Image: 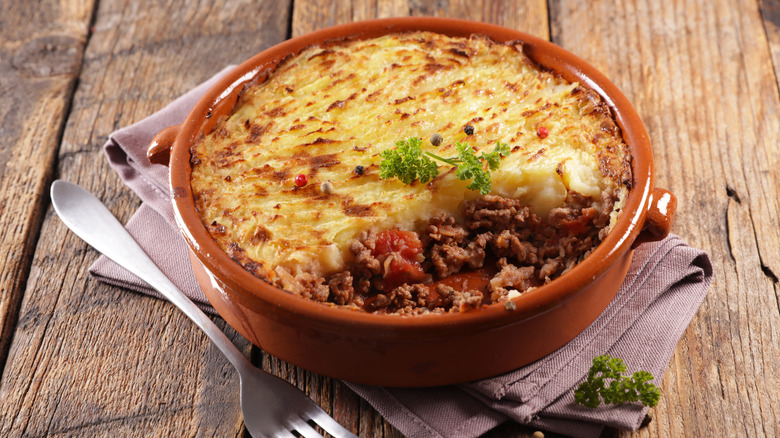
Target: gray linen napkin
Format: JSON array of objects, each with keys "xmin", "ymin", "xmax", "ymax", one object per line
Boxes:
[
  {"xmin": 90, "ymin": 67, "xmax": 234, "ymax": 313},
  {"xmin": 89, "ymin": 69, "xmax": 713, "ymax": 438},
  {"xmin": 347, "ymin": 235, "xmax": 712, "ymax": 437}
]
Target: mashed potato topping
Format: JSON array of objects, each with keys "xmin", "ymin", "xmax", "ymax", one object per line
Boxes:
[{"xmin": 190, "ymin": 32, "xmax": 632, "ymax": 301}]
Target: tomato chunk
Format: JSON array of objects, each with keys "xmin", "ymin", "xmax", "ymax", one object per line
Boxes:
[
  {"xmin": 560, "ymin": 208, "xmax": 598, "ymax": 235},
  {"xmin": 371, "ymin": 229, "xmax": 426, "ymax": 291}
]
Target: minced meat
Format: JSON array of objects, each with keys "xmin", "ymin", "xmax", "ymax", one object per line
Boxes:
[{"xmin": 274, "ymin": 191, "xmax": 617, "ymax": 315}]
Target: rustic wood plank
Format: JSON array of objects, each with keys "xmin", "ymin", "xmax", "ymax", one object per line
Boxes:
[
  {"xmin": 291, "ymin": 0, "xmax": 408, "ymax": 36},
  {"xmin": 291, "ymin": 0, "xmax": 549, "ymax": 40},
  {"xmin": 759, "ymin": 0, "xmax": 780, "ymax": 90},
  {"xmin": 4, "ymin": 0, "xmax": 775, "ymax": 437},
  {"xmin": 286, "ymin": 2, "xmax": 551, "ymax": 437},
  {"xmin": 409, "ymin": 0, "xmax": 549, "ymax": 40},
  {"xmin": 550, "ymin": 0, "xmax": 779, "ymax": 437},
  {"xmin": 0, "ymin": 0, "xmax": 290, "ymax": 436},
  {"xmin": 0, "ymin": 0, "xmax": 93, "ymax": 375}
]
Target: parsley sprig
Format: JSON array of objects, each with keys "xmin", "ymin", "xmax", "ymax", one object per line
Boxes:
[
  {"xmin": 379, "ymin": 137, "xmax": 510, "ymax": 195},
  {"xmin": 574, "ymin": 355, "xmax": 661, "ymax": 409},
  {"xmin": 378, "ymin": 137, "xmax": 439, "ymax": 185}
]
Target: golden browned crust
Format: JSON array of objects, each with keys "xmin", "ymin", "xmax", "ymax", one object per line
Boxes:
[{"xmin": 190, "ymin": 31, "xmax": 632, "ymax": 286}]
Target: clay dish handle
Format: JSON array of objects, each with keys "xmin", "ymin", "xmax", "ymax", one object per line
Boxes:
[
  {"xmin": 633, "ymin": 187, "xmax": 677, "ymax": 248},
  {"xmin": 147, "ymin": 124, "xmax": 182, "ymax": 166}
]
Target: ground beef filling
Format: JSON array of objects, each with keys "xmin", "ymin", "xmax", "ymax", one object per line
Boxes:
[{"xmin": 273, "ymin": 192, "xmax": 616, "ymax": 315}]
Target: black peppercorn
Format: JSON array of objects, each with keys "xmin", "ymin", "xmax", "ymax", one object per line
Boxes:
[
  {"xmin": 464, "ymin": 125, "xmax": 475, "ymax": 135},
  {"xmin": 354, "ymin": 165, "xmax": 365, "ymax": 175},
  {"xmin": 430, "ymin": 133, "xmax": 443, "ymax": 146}
]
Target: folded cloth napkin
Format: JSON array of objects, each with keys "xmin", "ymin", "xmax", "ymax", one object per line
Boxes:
[{"xmin": 89, "ymin": 69, "xmax": 713, "ymax": 438}]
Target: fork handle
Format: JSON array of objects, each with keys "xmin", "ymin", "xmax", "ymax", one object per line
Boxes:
[{"xmin": 50, "ymin": 180, "xmax": 251, "ymax": 371}]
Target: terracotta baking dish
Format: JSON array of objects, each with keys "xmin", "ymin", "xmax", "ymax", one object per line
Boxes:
[{"xmin": 147, "ymin": 17, "xmax": 675, "ymax": 387}]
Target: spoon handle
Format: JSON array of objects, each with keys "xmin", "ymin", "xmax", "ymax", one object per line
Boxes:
[{"xmin": 50, "ymin": 180, "xmax": 250, "ymax": 370}]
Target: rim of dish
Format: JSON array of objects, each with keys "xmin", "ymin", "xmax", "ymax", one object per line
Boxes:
[{"xmin": 168, "ymin": 17, "xmax": 654, "ymax": 332}]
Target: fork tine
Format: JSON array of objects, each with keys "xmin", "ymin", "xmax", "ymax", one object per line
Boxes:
[
  {"xmin": 290, "ymin": 417, "xmax": 324, "ymax": 438},
  {"xmin": 306, "ymin": 409, "xmax": 359, "ymax": 438},
  {"xmin": 273, "ymin": 430, "xmax": 297, "ymax": 438}
]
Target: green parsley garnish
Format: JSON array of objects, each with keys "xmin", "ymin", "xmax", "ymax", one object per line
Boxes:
[
  {"xmin": 379, "ymin": 137, "xmax": 510, "ymax": 195},
  {"xmin": 574, "ymin": 355, "xmax": 661, "ymax": 409},
  {"xmin": 378, "ymin": 137, "xmax": 439, "ymax": 185}
]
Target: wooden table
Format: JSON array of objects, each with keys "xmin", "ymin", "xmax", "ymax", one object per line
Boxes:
[{"xmin": 1, "ymin": 0, "xmax": 778, "ymax": 436}]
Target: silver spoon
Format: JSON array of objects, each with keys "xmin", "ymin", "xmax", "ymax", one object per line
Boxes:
[{"xmin": 51, "ymin": 180, "xmax": 357, "ymax": 438}]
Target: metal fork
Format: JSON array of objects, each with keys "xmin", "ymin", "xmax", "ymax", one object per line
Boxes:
[{"xmin": 51, "ymin": 180, "xmax": 357, "ymax": 438}]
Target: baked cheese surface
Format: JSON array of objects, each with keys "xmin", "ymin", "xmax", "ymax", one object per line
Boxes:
[{"xmin": 190, "ymin": 32, "xmax": 632, "ymax": 279}]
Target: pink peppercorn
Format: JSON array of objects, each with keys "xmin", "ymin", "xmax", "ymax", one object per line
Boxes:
[
  {"xmin": 294, "ymin": 174, "xmax": 308, "ymax": 187},
  {"xmin": 537, "ymin": 126, "xmax": 549, "ymax": 139}
]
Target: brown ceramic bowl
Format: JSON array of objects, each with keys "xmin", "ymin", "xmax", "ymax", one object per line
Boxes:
[{"xmin": 148, "ymin": 17, "xmax": 675, "ymax": 387}]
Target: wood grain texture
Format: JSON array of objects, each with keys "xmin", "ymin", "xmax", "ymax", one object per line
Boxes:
[
  {"xmin": 0, "ymin": 0, "xmax": 777, "ymax": 437},
  {"xmin": 408, "ymin": 0, "xmax": 549, "ymax": 40},
  {"xmin": 0, "ymin": 0, "xmax": 93, "ymax": 376},
  {"xmin": 291, "ymin": 0, "xmax": 548, "ymax": 40},
  {"xmin": 759, "ymin": 0, "xmax": 780, "ymax": 90},
  {"xmin": 550, "ymin": 0, "xmax": 779, "ymax": 436},
  {"xmin": 288, "ymin": 1, "xmax": 551, "ymax": 437},
  {"xmin": 0, "ymin": 0, "xmax": 290, "ymax": 436}
]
